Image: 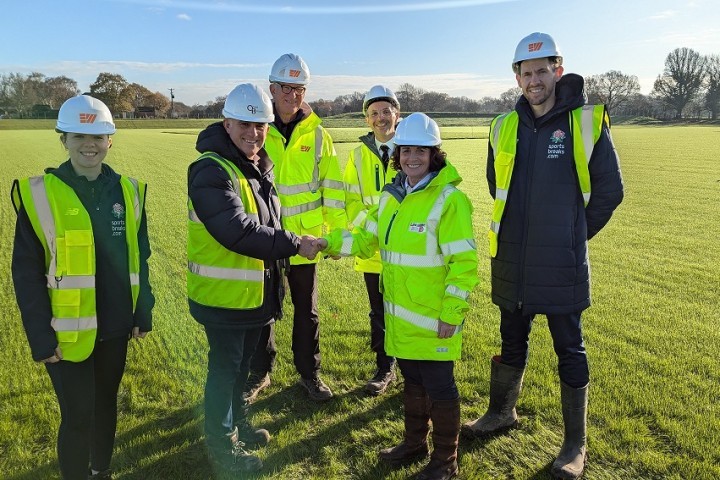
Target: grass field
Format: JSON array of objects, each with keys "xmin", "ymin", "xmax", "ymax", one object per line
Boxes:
[{"xmin": 0, "ymin": 123, "xmax": 718, "ymax": 479}]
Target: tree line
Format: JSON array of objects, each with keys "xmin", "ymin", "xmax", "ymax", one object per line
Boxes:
[{"xmin": 1, "ymin": 48, "xmax": 719, "ymax": 120}]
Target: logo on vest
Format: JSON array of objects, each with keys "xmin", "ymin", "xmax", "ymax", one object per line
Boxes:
[
  {"xmin": 547, "ymin": 129, "xmax": 566, "ymax": 159},
  {"xmin": 65, "ymin": 207, "xmax": 80, "ymax": 215},
  {"xmin": 436, "ymin": 347, "xmax": 449, "ymax": 353},
  {"xmin": 111, "ymin": 203, "xmax": 125, "ymax": 237},
  {"xmin": 409, "ymin": 223, "xmax": 426, "ymax": 233},
  {"xmin": 300, "ymin": 145, "xmax": 311, "ymax": 152}
]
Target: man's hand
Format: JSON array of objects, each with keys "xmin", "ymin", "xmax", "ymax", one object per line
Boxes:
[
  {"xmin": 40, "ymin": 347, "xmax": 63, "ymax": 364},
  {"xmin": 437, "ymin": 320, "xmax": 456, "ymax": 339},
  {"xmin": 298, "ymin": 235, "xmax": 321, "ymax": 260},
  {"xmin": 132, "ymin": 327, "xmax": 148, "ymax": 339}
]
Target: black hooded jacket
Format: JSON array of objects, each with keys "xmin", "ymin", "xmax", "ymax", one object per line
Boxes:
[
  {"xmin": 12, "ymin": 161, "xmax": 154, "ymax": 361},
  {"xmin": 486, "ymin": 74, "xmax": 624, "ymax": 315},
  {"xmin": 188, "ymin": 122, "xmax": 300, "ymax": 328}
]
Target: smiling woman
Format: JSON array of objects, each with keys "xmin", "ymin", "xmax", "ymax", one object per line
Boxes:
[{"xmin": 10, "ymin": 94, "xmax": 155, "ymax": 479}]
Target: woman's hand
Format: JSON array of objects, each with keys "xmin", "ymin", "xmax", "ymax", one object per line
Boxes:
[
  {"xmin": 40, "ymin": 347, "xmax": 63, "ymax": 364},
  {"xmin": 437, "ymin": 320, "xmax": 456, "ymax": 339}
]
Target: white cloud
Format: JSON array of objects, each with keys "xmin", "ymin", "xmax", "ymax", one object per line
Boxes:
[
  {"xmin": 177, "ymin": 13, "xmax": 191, "ymax": 20},
  {"xmin": 647, "ymin": 10, "xmax": 678, "ymax": 20}
]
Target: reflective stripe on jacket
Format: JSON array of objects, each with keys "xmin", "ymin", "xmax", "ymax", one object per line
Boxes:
[
  {"xmin": 343, "ymin": 138, "xmax": 395, "ymax": 273},
  {"xmin": 14, "ymin": 174, "xmax": 144, "ymax": 362},
  {"xmin": 265, "ymin": 110, "xmax": 347, "ymax": 265},
  {"xmin": 326, "ymin": 162, "xmax": 478, "ymax": 361},
  {"xmin": 187, "ymin": 152, "xmax": 265, "ymax": 309},
  {"xmin": 488, "ymin": 104, "xmax": 607, "ymax": 257}
]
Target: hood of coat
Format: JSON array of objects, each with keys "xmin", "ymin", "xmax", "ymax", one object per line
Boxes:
[
  {"xmin": 385, "ymin": 159, "xmax": 462, "ymax": 202},
  {"xmin": 515, "ymin": 73, "xmax": 586, "ymax": 125},
  {"xmin": 47, "ymin": 159, "xmax": 121, "ymax": 189}
]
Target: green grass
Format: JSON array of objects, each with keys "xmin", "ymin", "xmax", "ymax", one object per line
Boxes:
[{"xmin": 0, "ymin": 125, "xmax": 719, "ymax": 479}]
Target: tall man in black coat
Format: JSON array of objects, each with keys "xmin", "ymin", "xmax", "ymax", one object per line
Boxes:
[{"xmin": 462, "ymin": 32, "xmax": 623, "ymax": 480}]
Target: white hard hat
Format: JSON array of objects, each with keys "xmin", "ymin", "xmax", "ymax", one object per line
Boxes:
[
  {"xmin": 269, "ymin": 53, "xmax": 310, "ymax": 85},
  {"xmin": 363, "ymin": 85, "xmax": 400, "ymax": 115},
  {"xmin": 393, "ymin": 113, "xmax": 441, "ymax": 147},
  {"xmin": 56, "ymin": 95, "xmax": 115, "ymax": 135},
  {"xmin": 512, "ymin": 32, "xmax": 563, "ymax": 73},
  {"xmin": 223, "ymin": 83, "xmax": 274, "ymax": 123}
]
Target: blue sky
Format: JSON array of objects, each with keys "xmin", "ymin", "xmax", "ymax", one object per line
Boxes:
[{"xmin": 4, "ymin": 0, "xmax": 719, "ymax": 106}]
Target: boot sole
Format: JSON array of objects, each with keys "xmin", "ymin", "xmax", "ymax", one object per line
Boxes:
[{"xmin": 460, "ymin": 420, "xmax": 519, "ymax": 440}]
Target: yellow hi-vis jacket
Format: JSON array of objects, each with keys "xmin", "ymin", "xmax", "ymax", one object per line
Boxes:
[
  {"xmin": 264, "ymin": 110, "xmax": 347, "ymax": 265},
  {"xmin": 343, "ymin": 138, "xmax": 395, "ymax": 274},
  {"xmin": 488, "ymin": 104, "xmax": 608, "ymax": 257},
  {"xmin": 187, "ymin": 152, "xmax": 265, "ymax": 309},
  {"xmin": 13, "ymin": 174, "xmax": 144, "ymax": 362},
  {"xmin": 325, "ymin": 162, "xmax": 478, "ymax": 361}
]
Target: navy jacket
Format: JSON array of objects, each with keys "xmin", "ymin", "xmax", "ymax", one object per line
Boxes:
[
  {"xmin": 486, "ymin": 74, "xmax": 624, "ymax": 315},
  {"xmin": 188, "ymin": 122, "xmax": 300, "ymax": 329}
]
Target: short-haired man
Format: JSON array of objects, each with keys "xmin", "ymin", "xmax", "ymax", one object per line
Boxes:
[
  {"xmin": 188, "ymin": 83, "xmax": 319, "ymax": 473},
  {"xmin": 462, "ymin": 33, "xmax": 623, "ymax": 480},
  {"xmin": 344, "ymin": 85, "xmax": 401, "ymax": 395},
  {"xmin": 245, "ymin": 54, "xmax": 347, "ymax": 402}
]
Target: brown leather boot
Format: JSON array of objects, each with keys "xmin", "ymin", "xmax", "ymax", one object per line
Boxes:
[
  {"xmin": 379, "ymin": 383, "xmax": 430, "ymax": 465},
  {"xmin": 462, "ymin": 356, "xmax": 524, "ymax": 439},
  {"xmin": 417, "ymin": 397, "xmax": 460, "ymax": 480},
  {"xmin": 551, "ymin": 382, "xmax": 588, "ymax": 479}
]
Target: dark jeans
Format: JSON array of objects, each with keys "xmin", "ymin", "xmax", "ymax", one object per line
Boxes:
[
  {"xmin": 251, "ymin": 263, "xmax": 320, "ymax": 379},
  {"xmin": 204, "ymin": 326, "xmax": 263, "ymax": 440},
  {"xmin": 499, "ymin": 307, "xmax": 589, "ymax": 388},
  {"xmin": 363, "ymin": 272, "xmax": 394, "ymax": 372},
  {"xmin": 397, "ymin": 359, "xmax": 458, "ymax": 401},
  {"xmin": 45, "ymin": 336, "xmax": 129, "ymax": 480}
]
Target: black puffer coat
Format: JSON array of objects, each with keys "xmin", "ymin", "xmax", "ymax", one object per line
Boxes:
[
  {"xmin": 188, "ymin": 122, "xmax": 300, "ymax": 328},
  {"xmin": 486, "ymin": 74, "xmax": 624, "ymax": 315}
]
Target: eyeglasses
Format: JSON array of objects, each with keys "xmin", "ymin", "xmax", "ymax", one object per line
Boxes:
[
  {"xmin": 275, "ymin": 83, "xmax": 306, "ymax": 95},
  {"xmin": 368, "ymin": 108, "xmax": 395, "ymax": 119}
]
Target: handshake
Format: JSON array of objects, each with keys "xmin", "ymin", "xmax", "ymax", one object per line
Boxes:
[{"xmin": 297, "ymin": 235, "xmax": 329, "ymax": 260}]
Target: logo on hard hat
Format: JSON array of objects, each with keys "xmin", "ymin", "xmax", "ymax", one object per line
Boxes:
[
  {"xmin": 79, "ymin": 113, "xmax": 97, "ymax": 123},
  {"xmin": 528, "ymin": 42, "xmax": 543, "ymax": 52},
  {"xmin": 247, "ymin": 105, "xmax": 258, "ymax": 114},
  {"xmin": 289, "ymin": 70, "xmax": 301, "ymax": 77}
]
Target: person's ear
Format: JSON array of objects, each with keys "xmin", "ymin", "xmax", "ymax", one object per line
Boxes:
[
  {"xmin": 108, "ymin": 137, "xmax": 113, "ymax": 149},
  {"xmin": 555, "ymin": 65, "xmax": 564, "ymax": 79}
]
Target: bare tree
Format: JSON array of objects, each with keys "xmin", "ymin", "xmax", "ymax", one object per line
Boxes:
[
  {"xmin": 704, "ymin": 54, "xmax": 720, "ymax": 120},
  {"xmin": 585, "ymin": 70, "xmax": 640, "ymax": 113},
  {"xmin": 652, "ymin": 47, "xmax": 706, "ymax": 119},
  {"xmin": 420, "ymin": 91, "xmax": 449, "ymax": 111},
  {"xmin": 396, "ymin": 83, "xmax": 424, "ymax": 112},
  {"xmin": 499, "ymin": 87, "xmax": 522, "ymax": 111}
]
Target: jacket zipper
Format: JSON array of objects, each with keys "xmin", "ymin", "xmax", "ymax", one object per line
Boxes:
[
  {"xmin": 518, "ymin": 126, "xmax": 538, "ymax": 310},
  {"xmin": 385, "ymin": 211, "xmax": 398, "ymax": 245},
  {"xmin": 375, "ymin": 164, "xmax": 381, "ymax": 191}
]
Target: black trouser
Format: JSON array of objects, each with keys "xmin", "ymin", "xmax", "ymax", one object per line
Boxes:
[
  {"xmin": 251, "ymin": 264, "xmax": 320, "ymax": 379},
  {"xmin": 363, "ymin": 272, "xmax": 394, "ymax": 372},
  {"xmin": 203, "ymin": 326, "xmax": 263, "ymax": 442},
  {"xmin": 499, "ymin": 307, "xmax": 589, "ymax": 388},
  {"xmin": 397, "ymin": 359, "xmax": 458, "ymax": 401},
  {"xmin": 45, "ymin": 336, "xmax": 129, "ymax": 480}
]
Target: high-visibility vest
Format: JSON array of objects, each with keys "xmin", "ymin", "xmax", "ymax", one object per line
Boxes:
[
  {"xmin": 264, "ymin": 112, "xmax": 346, "ymax": 265},
  {"xmin": 13, "ymin": 174, "xmax": 145, "ymax": 362},
  {"xmin": 488, "ymin": 104, "xmax": 608, "ymax": 257},
  {"xmin": 343, "ymin": 142, "xmax": 394, "ymax": 274},
  {"xmin": 329, "ymin": 163, "xmax": 478, "ymax": 361},
  {"xmin": 187, "ymin": 152, "xmax": 265, "ymax": 309}
]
